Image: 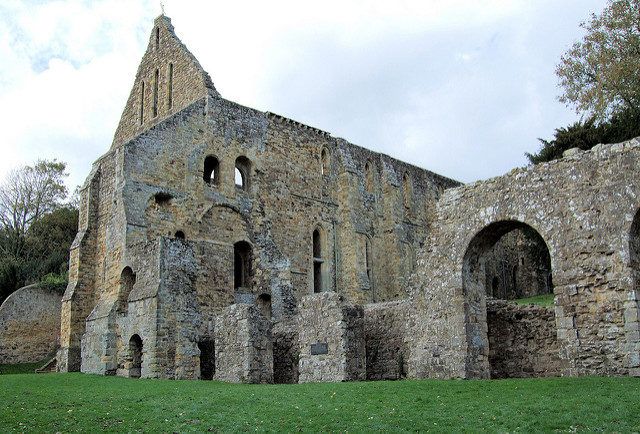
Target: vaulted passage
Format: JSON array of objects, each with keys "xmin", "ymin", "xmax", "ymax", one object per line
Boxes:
[{"xmin": 462, "ymin": 221, "xmax": 558, "ymax": 379}]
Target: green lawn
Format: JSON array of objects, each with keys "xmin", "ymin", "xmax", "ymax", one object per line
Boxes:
[
  {"xmin": 0, "ymin": 374, "xmax": 638, "ymax": 432},
  {"xmin": 0, "ymin": 358, "xmax": 51, "ymax": 375},
  {"xmin": 514, "ymin": 293, "xmax": 555, "ymax": 306}
]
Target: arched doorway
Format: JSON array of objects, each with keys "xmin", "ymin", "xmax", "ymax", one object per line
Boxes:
[
  {"xmin": 462, "ymin": 221, "xmax": 554, "ymax": 379},
  {"xmin": 128, "ymin": 334, "xmax": 143, "ymax": 378}
]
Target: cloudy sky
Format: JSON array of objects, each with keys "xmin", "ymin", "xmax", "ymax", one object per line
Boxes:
[{"xmin": 0, "ymin": 0, "xmax": 606, "ymax": 190}]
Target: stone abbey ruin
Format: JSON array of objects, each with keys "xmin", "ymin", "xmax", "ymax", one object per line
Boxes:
[{"xmin": 54, "ymin": 15, "xmax": 640, "ymax": 382}]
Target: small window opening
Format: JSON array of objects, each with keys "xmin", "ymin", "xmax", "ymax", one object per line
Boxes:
[
  {"xmin": 313, "ymin": 228, "xmax": 324, "ymax": 293},
  {"xmin": 203, "ymin": 156, "xmax": 219, "ymax": 185},
  {"xmin": 365, "ymin": 161, "xmax": 374, "ymax": 193},
  {"xmin": 175, "ymin": 231, "xmax": 185, "ymax": 240},
  {"xmin": 365, "ymin": 237, "xmax": 373, "ymax": 287},
  {"xmin": 234, "ymin": 241, "xmax": 252, "ymax": 290},
  {"xmin": 257, "ymin": 294, "xmax": 272, "ymax": 320},
  {"xmin": 154, "ymin": 191, "xmax": 172, "ymax": 204},
  {"xmin": 153, "ymin": 68, "xmax": 159, "ymax": 118},
  {"xmin": 321, "ymin": 148, "xmax": 330, "ymax": 175},
  {"xmin": 129, "ymin": 334, "xmax": 143, "ymax": 378},
  {"xmin": 235, "ymin": 156, "xmax": 251, "ymax": 191},
  {"xmin": 155, "ymin": 27, "xmax": 160, "ymax": 49},
  {"xmin": 139, "ymin": 81, "xmax": 145, "ymax": 125},
  {"xmin": 167, "ymin": 63, "xmax": 173, "ymax": 109}
]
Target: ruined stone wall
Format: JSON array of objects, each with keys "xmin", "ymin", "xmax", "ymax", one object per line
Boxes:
[
  {"xmin": 487, "ymin": 299, "xmax": 562, "ymax": 378},
  {"xmin": 364, "ymin": 300, "xmax": 409, "ymax": 380},
  {"xmin": 407, "ymin": 140, "xmax": 640, "ymax": 379},
  {"xmin": 0, "ymin": 285, "xmax": 61, "ymax": 364},
  {"xmin": 297, "ymin": 292, "xmax": 365, "ymax": 382},
  {"xmin": 214, "ymin": 303, "xmax": 273, "ymax": 383}
]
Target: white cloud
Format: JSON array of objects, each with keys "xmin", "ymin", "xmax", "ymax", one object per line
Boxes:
[{"xmin": 0, "ymin": 0, "xmax": 608, "ymax": 189}]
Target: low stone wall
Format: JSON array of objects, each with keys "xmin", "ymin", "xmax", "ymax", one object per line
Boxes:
[
  {"xmin": 364, "ymin": 300, "xmax": 408, "ymax": 380},
  {"xmin": 298, "ymin": 292, "xmax": 365, "ymax": 383},
  {"xmin": 487, "ymin": 299, "xmax": 562, "ymax": 378},
  {"xmin": 214, "ymin": 303, "xmax": 273, "ymax": 383},
  {"xmin": 0, "ymin": 285, "xmax": 62, "ymax": 364},
  {"xmin": 273, "ymin": 320, "xmax": 298, "ymax": 384}
]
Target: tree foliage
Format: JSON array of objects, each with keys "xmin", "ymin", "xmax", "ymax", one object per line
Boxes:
[
  {"xmin": 0, "ymin": 160, "xmax": 68, "ymax": 257},
  {"xmin": 0, "ymin": 160, "xmax": 77, "ymax": 304},
  {"xmin": 527, "ymin": 106, "xmax": 640, "ymax": 164},
  {"xmin": 557, "ymin": 0, "xmax": 640, "ymax": 120}
]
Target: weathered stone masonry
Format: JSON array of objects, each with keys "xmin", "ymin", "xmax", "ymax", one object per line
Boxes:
[{"xmin": 57, "ymin": 14, "xmax": 640, "ymax": 382}]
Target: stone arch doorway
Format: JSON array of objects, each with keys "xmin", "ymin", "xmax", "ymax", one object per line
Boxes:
[
  {"xmin": 462, "ymin": 220, "xmax": 555, "ymax": 379},
  {"xmin": 128, "ymin": 334, "xmax": 143, "ymax": 378}
]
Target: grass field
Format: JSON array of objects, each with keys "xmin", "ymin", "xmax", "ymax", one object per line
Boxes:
[
  {"xmin": 514, "ymin": 293, "xmax": 555, "ymax": 306},
  {"xmin": 0, "ymin": 358, "xmax": 50, "ymax": 375},
  {"xmin": 0, "ymin": 374, "xmax": 638, "ymax": 432}
]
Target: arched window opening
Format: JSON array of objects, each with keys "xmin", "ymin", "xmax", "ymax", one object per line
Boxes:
[
  {"xmin": 234, "ymin": 241, "xmax": 252, "ymax": 290},
  {"xmin": 118, "ymin": 267, "xmax": 136, "ymax": 313},
  {"xmin": 321, "ymin": 148, "xmax": 330, "ymax": 176},
  {"xmin": 152, "ymin": 68, "xmax": 159, "ymax": 118},
  {"xmin": 257, "ymin": 293, "xmax": 272, "ymax": 320},
  {"xmin": 198, "ymin": 340, "xmax": 215, "ymax": 380},
  {"xmin": 128, "ymin": 334, "xmax": 143, "ymax": 378},
  {"xmin": 402, "ymin": 173, "xmax": 411, "ymax": 213},
  {"xmin": 365, "ymin": 236, "xmax": 373, "ymax": 289},
  {"xmin": 313, "ymin": 228, "xmax": 324, "ymax": 293},
  {"xmin": 155, "ymin": 27, "xmax": 160, "ymax": 49},
  {"xmin": 175, "ymin": 230, "xmax": 185, "ymax": 240},
  {"xmin": 365, "ymin": 161, "xmax": 375, "ymax": 193},
  {"xmin": 139, "ymin": 81, "xmax": 145, "ymax": 125},
  {"xmin": 167, "ymin": 63, "xmax": 173, "ymax": 109},
  {"xmin": 203, "ymin": 156, "xmax": 219, "ymax": 185},
  {"xmin": 235, "ymin": 156, "xmax": 251, "ymax": 191},
  {"xmin": 463, "ymin": 221, "xmax": 554, "ymax": 379}
]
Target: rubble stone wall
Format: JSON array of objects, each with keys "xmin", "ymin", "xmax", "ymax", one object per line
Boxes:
[
  {"xmin": 364, "ymin": 300, "xmax": 409, "ymax": 380},
  {"xmin": 215, "ymin": 303, "xmax": 273, "ymax": 383},
  {"xmin": 298, "ymin": 292, "xmax": 365, "ymax": 382},
  {"xmin": 487, "ymin": 299, "xmax": 562, "ymax": 378},
  {"xmin": 0, "ymin": 285, "xmax": 61, "ymax": 364},
  {"xmin": 407, "ymin": 140, "xmax": 640, "ymax": 379}
]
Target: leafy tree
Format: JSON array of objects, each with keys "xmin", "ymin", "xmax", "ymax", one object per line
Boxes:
[
  {"xmin": 557, "ymin": 0, "xmax": 640, "ymax": 120},
  {"xmin": 527, "ymin": 106, "xmax": 640, "ymax": 164},
  {"xmin": 0, "ymin": 160, "xmax": 76, "ymax": 304},
  {"xmin": 0, "ymin": 159, "xmax": 68, "ymax": 257}
]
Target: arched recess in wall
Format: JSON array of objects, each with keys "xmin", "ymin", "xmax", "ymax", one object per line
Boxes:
[
  {"xmin": 365, "ymin": 235, "xmax": 374, "ymax": 295},
  {"xmin": 128, "ymin": 334, "xmax": 143, "ymax": 378},
  {"xmin": 117, "ymin": 267, "xmax": 136, "ymax": 314},
  {"xmin": 462, "ymin": 220, "xmax": 553, "ymax": 379},
  {"xmin": 312, "ymin": 226, "xmax": 326, "ymax": 293},
  {"xmin": 321, "ymin": 147, "xmax": 330, "ymax": 176},
  {"xmin": 235, "ymin": 156, "xmax": 251, "ymax": 191},
  {"xmin": 365, "ymin": 161, "xmax": 375, "ymax": 193},
  {"xmin": 234, "ymin": 241, "xmax": 252, "ymax": 291},
  {"xmin": 203, "ymin": 155, "xmax": 219, "ymax": 185}
]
